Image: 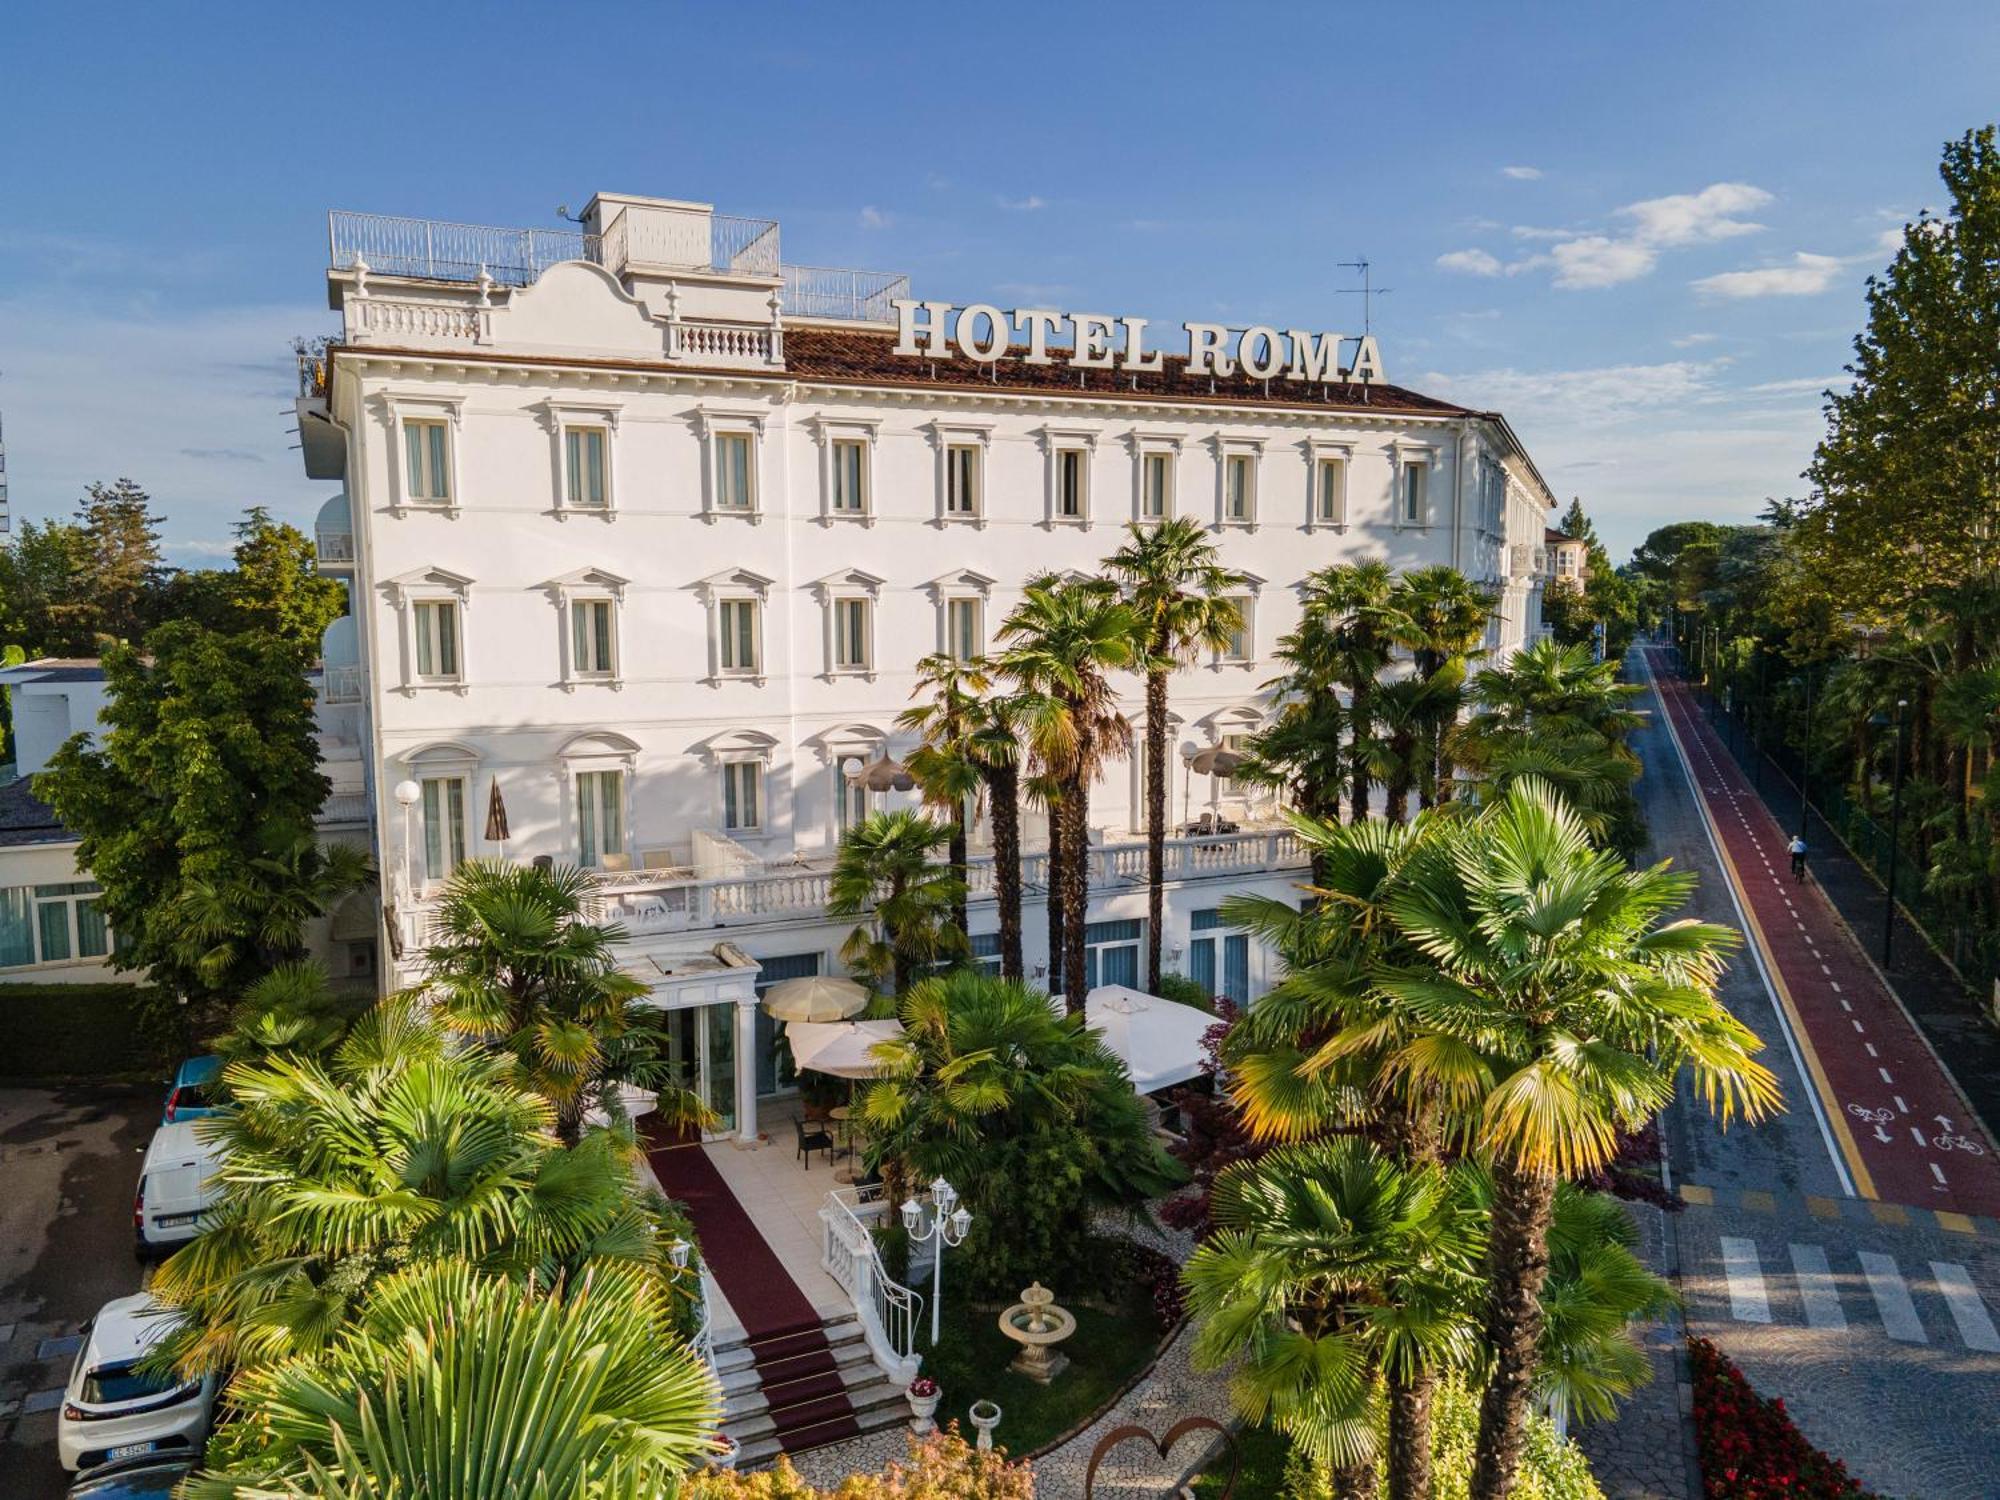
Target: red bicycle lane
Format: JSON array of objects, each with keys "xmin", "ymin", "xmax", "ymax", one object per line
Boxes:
[{"xmin": 1646, "ymin": 649, "xmax": 2000, "ymax": 1218}]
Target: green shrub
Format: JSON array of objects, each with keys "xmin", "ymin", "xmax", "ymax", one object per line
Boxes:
[
  {"xmin": 0, "ymin": 980, "xmax": 173, "ymax": 1079},
  {"xmin": 1153, "ymin": 971, "xmax": 1216, "ymax": 1012},
  {"xmin": 685, "ymin": 1428, "xmax": 1032, "ymax": 1497}
]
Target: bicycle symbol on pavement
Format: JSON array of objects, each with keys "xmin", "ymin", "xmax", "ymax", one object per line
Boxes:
[
  {"xmin": 1934, "ymin": 1133, "xmax": 1987, "ymax": 1156},
  {"xmin": 1846, "ymin": 1103, "xmax": 1895, "ymax": 1127}
]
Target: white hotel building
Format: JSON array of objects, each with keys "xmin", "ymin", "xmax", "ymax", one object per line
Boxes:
[{"xmin": 297, "ymin": 191, "xmax": 1558, "ymax": 1142}]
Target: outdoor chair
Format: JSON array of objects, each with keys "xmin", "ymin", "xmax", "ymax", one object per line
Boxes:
[{"xmin": 794, "ymin": 1115, "xmax": 835, "ymax": 1169}]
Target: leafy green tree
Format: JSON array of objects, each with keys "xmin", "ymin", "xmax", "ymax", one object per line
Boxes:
[
  {"xmin": 1106, "ymin": 518, "xmax": 1247, "ymax": 988},
  {"xmin": 828, "ymin": 809, "xmax": 967, "ymax": 996},
  {"xmin": 152, "ymin": 1001, "xmax": 699, "ymax": 1382},
  {"xmin": 996, "ymin": 576, "xmax": 1138, "ymax": 1010},
  {"xmin": 1554, "ymin": 499, "xmax": 1598, "ymax": 551},
  {"xmin": 0, "ymin": 518, "xmax": 93, "ymax": 656},
  {"xmin": 861, "ymin": 969, "xmax": 1184, "ymax": 1296},
  {"xmin": 75, "ymin": 478, "xmax": 166, "ymax": 645},
  {"xmin": 406, "ymin": 860, "xmax": 683, "ymax": 1145},
  {"xmin": 211, "ymin": 958, "xmax": 362, "ymax": 1062},
  {"xmin": 184, "ymin": 1259, "xmax": 719, "ymax": 1498}
]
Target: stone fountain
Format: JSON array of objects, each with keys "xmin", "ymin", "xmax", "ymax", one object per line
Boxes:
[{"xmin": 997, "ymin": 1281, "xmax": 1077, "ymax": 1384}]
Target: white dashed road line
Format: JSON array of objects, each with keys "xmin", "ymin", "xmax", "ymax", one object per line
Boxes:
[
  {"xmin": 1788, "ymin": 1243, "xmax": 1848, "ymax": 1330},
  {"xmin": 1930, "ymin": 1262, "xmax": 2000, "ymax": 1352},
  {"xmin": 1860, "ymin": 1251, "xmax": 1928, "ymax": 1343}
]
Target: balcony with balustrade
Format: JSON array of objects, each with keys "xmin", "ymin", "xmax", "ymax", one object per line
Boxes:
[{"xmin": 391, "ymin": 818, "xmax": 1308, "ymax": 956}]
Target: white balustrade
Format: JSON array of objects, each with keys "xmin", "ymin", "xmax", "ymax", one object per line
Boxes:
[
  {"xmin": 315, "ymin": 529, "xmax": 354, "ymax": 564},
  {"xmin": 350, "ymin": 297, "xmax": 491, "ymax": 345},
  {"xmin": 820, "ymin": 1187, "xmax": 922, "ymax": 1387},
  {"xmin": 669, "ymin": 321, "xmax": 779, "ymax": 366}
]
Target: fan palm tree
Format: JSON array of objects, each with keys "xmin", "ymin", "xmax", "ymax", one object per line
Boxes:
[
  {"xmin": 404, "ymin": 859, "xmax": 658, "ymax": 1144},
  {"xmin": 1388, "ymin": 566, "xmax": 1495, "ymax": 805},
  {"xmin": 828, "ymin": 809, "xmax": 967, "ymax": 996},
  {"xmin": 861, "ymin": 968, "xmax": 1183, "ymax": 1295},
  {"xmin": 166, "ymin": 829, "xmax": 373, "ymax": 995},
  {"xmin": 184, "ymin": 1259, "xmax": 719, "ymax": 1498},
  {"xmin": 1183, "ymin": 1139, "xmax": 1485, "ymax": 1500},
  {"xmin": 150, "ymin": 1001, "xmax": 694, "ymax": 1381},
  {"xmin": 1106, "ymin": 519, "xmax": 1248, "ymax": 988},
  {"xmin": 996, "ymin": 576, "xmax": 1138, "ymax": 1010},
  {"xmin": 1375, "ymin": 781, "xmax": 1779, "ymax": 1498},
  {"xmin": 972, "ymin": 688, "xmax": 1028, "ymax": 980},
  {"xmin": 212, "ymin": 958, "xmax": 360, "ymax": 1061},
  {"xmin": 1301, "ymin": 561, "xmax": 1398, "ymax": 825}
]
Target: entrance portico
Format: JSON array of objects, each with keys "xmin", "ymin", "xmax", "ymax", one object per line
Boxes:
[{"xmin": 624, "ymin": 938, "xmax": 763, "ymax": 1144}]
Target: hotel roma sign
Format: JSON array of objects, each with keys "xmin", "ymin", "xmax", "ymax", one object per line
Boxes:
[{"xmin": 892, "ymin": 299, "xmax": 1386, "ymax": 386}]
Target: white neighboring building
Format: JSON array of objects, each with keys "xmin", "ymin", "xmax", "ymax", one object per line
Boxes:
[{"xmin": 297, "ymin": 192, "xmax": 1557, "ymax": 1140}]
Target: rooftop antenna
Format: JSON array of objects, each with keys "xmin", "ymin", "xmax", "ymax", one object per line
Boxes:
[
  {"xmin": 1334, "ymin": 260, "xmax": 1391, "ymax": 401},
  {"xmin": 1334, "ymin": 258, "xmax": 1393, "ymax": 337}
]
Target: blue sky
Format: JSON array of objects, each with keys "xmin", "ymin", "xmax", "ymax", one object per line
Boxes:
[{"xmin": 3, "ymin": 3, "xmax": 1996, "ymax": 563}]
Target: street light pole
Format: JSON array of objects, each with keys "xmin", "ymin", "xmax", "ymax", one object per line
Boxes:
[
  {"xmin": 1883, "ymin": 698, "xmax": 1909, "ymax": 968},
  {"xmin": 902, "ymin": 1176, "xmax": 972, "ymax": 1347},
  {"xmin": 1797, "ymin": 668, "xmax": 1816, "ymax": 844}
]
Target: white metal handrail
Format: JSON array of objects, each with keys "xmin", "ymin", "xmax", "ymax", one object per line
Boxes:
[
  {"xmin": 820, "ymin": 1186, "xmax": 922, "ymax": 1386},
  {"xmin": 329, "ymin": 210, "xmax": 597, "ymax": 286},
  {"xmin": 783, "ymin": 265, "xmax": 910, "ymax": 322}
]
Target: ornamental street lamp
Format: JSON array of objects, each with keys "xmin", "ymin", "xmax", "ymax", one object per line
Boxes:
[{"xmin": 903, "ymin": 1176, "xmax": 973, "ymax": 1347}]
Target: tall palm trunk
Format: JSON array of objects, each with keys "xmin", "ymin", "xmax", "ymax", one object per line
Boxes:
[
  {"xmin": 1046, "ymin": 803, "xmax": 1066, "ymax": 995},
  {"xmin": 986, "ymin": 761, "xmax": 1024, "ymax": 981},
  {"xmin": 1386, "ymin": 728, "xmax": 1417, "ymax": 825},
  {"xmin": 946, "ymin": 805, "xmax": 970, "ymax": 944},
  {"xmin": 1349, "ymin": 679, "xmax": 1373, "ymax": 824},
  {"xmin": 1470, "ymin": 1158, "xmax": 1561, "ymax": 1500},
  {"xmin": 1387, "ymin": 1367, "xmax": 1436, "ymax": 1500},
  {"xmin": 1145, "ymin": 665, "xmax": 1169, "ymax": 989},
  {"xmin": 1059, "ymin": 771, "xmax": 1092, "ymax": 1013}
]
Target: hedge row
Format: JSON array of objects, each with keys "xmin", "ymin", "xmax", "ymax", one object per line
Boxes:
[{"xmin": 0, "ymin": 980, "xmax": 174, "ymax": 1080}]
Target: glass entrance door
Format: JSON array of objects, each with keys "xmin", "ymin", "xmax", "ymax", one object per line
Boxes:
[{"xmin": 654, "ymin": 1002, "xmax": 738, "ymax": 1142}]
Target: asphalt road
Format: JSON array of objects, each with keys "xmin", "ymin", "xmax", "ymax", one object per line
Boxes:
[
  {"xmin": 0, "ymin": 1083, "xmax": 155, "ymax": 1499},
  {"xmin": 1633, "ymin": 648, "xmax": 2000, "ymax": 1498}
]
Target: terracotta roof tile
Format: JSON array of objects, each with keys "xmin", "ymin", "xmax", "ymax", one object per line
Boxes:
[{"xmin": 778, "ymin": 326, "xmax": 1473, "ymax": 418}]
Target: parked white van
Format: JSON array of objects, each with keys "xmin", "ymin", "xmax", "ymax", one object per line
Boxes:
[
  {"xmin": 133, "ymin": 1121, "xmax": 225, "ymax": 1258},
  {"xmin": 57, "ymin": 1293, "xmax": 216, "ymax": 1472}
]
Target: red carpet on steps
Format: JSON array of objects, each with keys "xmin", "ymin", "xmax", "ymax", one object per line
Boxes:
[{"xmin": 641, "ymin": 1122, "xmax": 861, "ymax": 1451}]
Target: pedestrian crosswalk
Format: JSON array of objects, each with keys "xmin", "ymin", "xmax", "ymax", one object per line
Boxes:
[{"xmin": 1711, "ymin": 1236, "xmax": 2000, "ymax": 1351}]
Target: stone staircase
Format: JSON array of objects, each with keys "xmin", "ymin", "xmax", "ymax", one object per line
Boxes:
[{"xmin": 718, "ymin": 1313, "xmax": 910, "ymax": 1466}]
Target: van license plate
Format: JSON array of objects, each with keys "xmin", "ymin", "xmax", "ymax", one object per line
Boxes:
[
  {"xmin": 108, "ymin": 1442, "xmax": 157, "ymax": 1460},
  {"xmin": 156, "ymin": 1213, "xmax": 199, "ymax": 1227}
]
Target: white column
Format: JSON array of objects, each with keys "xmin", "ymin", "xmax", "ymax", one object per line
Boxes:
[{"xmin": 734, "ymin": 994, "xmax": 760, "ymax": 1143}]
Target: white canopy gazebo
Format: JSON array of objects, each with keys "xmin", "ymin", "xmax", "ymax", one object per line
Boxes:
[{"xmin": 1080, "ymin": 985, "xmax": 1217, "ymax": 1094}]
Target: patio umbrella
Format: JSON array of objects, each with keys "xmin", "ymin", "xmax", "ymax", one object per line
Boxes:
[
  {"xmin": 787, "ymin": 1019, "xmax": 905, "ymax": 1079},
  {"xmin": 484, "ymin": 777, "xmax": 510, "ymax": 843},
  {"xmin": 1185, "ymin": 745, "xmax": 1245, "ymax": 777},
  {"xmin": 847, "ymin": 753, "xmax": 916, "ymax": 793},
  {"xmin": 1081, "ymin": 984, "xmax": 1217, "ymax": 1094},
  {"xmin": 762, "ymin": 974, "xmax": 870, "ymax": 1023}
]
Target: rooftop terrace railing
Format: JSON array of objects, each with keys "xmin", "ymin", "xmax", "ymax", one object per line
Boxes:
[{"xmin": 326, "ymin": 210, "xmax": 903, "ymax": 319}]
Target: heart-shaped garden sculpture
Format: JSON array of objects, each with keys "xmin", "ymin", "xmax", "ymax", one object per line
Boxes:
[{"xmin": 1082, "ymin": 1416, "xmax": 1237, "ymax": 1498}]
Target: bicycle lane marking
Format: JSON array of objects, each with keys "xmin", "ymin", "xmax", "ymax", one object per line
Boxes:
[
  {"xmin": 1638, "ymin": 649, "xmax": 1864, "ymax": 1199},
  {"xmin": 1648, "ymin": 650, "xmax": 2000, "ymax": 1217}
]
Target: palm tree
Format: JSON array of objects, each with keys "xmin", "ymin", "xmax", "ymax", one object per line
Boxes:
[
  {"xmin": 212, "ymin": 958, "xmax": 359, "ymax": 1061},
  {"xmin": 1302, "ymin": 561, "xmax": 1398, "ymax": 825},
  {"xmin": 1183, "ymin": 1139, "xmax": 1484, "ymax": 1500},
  {"xmin": 1532, "ymin": 1183, "xmax": 1676, "ymax": 1438},
  {"xmin": 901, "ymin": 653, "xmax": 990, "ymax": 943},
  {"xmin": 165, "ymin": 829, "xmax": 373, "ymax": 997},
  {"xmin": 1388, "ymin": 566, "xmax": 1495, "ymax": 805},
  {"xmin": 404, "ymin": 859, "xmax": 655, "ymax": 1144},
  {"xmin": 973, "ymin": 689, "xmax": 1028, "ymax": 981},
  {"xmin": 184, "ymin": 1259, "xmax": 719, "ymax": 1498},
  {"xmin": 151, "ymin": 1001, "xmax": 694, "ymax": 1381},
  {"xmin": 1376, "ymin": 781, "xmax": 1779, "ymax": 1498},
  {"xmin": 827, "ymin": 809, "xmax": 966, "ymax": 996},
  {"xmin": 997, "ymin": 576, "xmax": 1138, "ymax": 1010},
  {"xmin": 861, "ymin": 968, "xmax": 1183, "ymax": 1296},
  {"xmin": 1106, "ymin": 519, "xmax": 1247, "ymax": 988}
]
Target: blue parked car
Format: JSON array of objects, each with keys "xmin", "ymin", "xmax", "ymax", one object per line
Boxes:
[{"xmin": 160, "ymin": 1056, "xmax": 222, "ymax": 1124}]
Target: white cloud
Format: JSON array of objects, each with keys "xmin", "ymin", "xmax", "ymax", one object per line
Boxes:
[
  {"xmin": 1501, "ymin": 165, "xmax": 1543, "ymax": 181},
  {"xmin": 0, "ymin": 295, "xmax": 327, "ymax": 554},
  {"xmin": 1743, "ymin": 375, "xmax": 1849, "ymax": 396},
  {"xmin": 1692, "ymin": 251, "xmax": 1844, "ymax": 299},
  {"xmin": 1510, "ymin": 225, "xmax": 1576, "ymax": 242},
  {"xmin": 998, "ymin": 195, "xmax": 1047, "ymax": 212},
  {"xmin": 1436, "ymin": 248, "xmax": 1503, "ymax": 277},
  {"xmin": 1423, "ymin": 360, "xmax": 1721, "ymax": 424},
  {"xmin": 1617, "ymin": 182, "xmax": 1771, "ymax": 246},
  {"xmin": 858, "ymin": 205, "xmax": 891, "ymax": 229},
  {"xmin": 1670, "ymin": 332, "xmax": 1719, "ymax": 348},
  {"xmin": 1549, "ymin": 236, "xmax": 1658, "ymax": 289}
]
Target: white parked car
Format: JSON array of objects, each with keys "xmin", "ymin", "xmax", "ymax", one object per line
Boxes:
[
  {"xmin": 57, "ymin": 1294, "xmax": 216, "ymax": 1473},
  {"xmin": 133, "ymin": 1120, "xmax": 225, "ymax": 1258}
]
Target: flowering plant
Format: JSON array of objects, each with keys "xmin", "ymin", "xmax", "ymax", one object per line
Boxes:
[
  {"xmin": 906, "ymin": 1376, "xmax": 939, "ymax": 1399},
  {"xmin": 1689, "ymin": 1337, "xmax": 1879, "ymax": 1498}
]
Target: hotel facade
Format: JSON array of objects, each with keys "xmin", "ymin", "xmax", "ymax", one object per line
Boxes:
[{"xmin": 295, "ymin": 191, "xmax": 1560, "ymax": 1142}]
